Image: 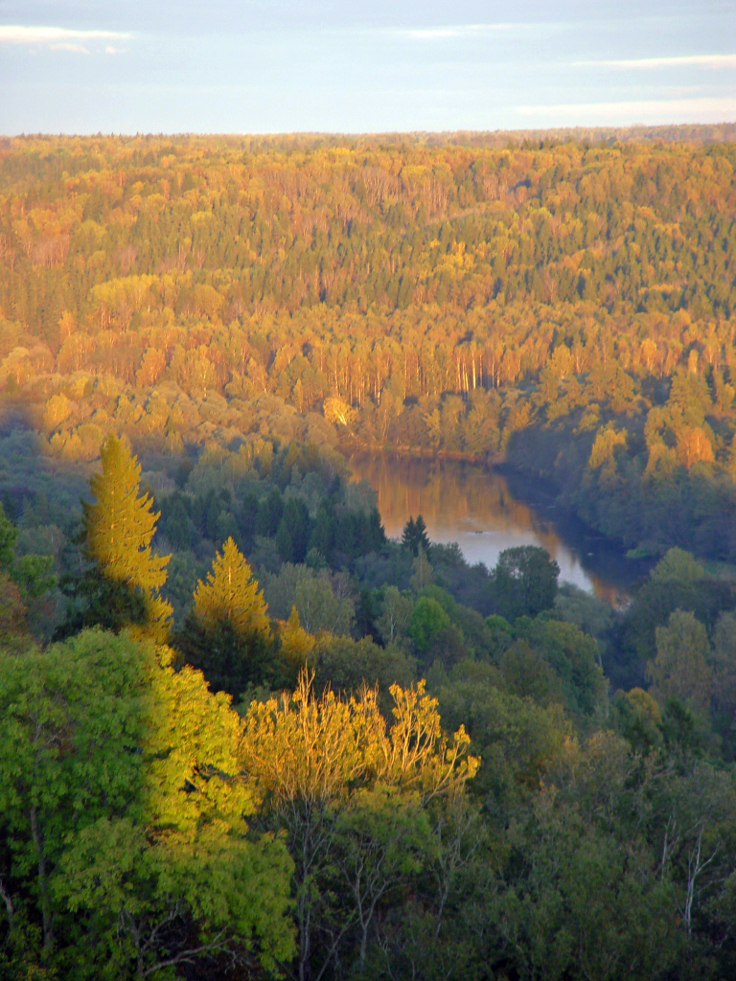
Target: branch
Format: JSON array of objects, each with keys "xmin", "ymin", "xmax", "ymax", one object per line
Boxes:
[
  {"xmin": 0, "ymin": 879, "xmax": 14, "ymax": 929},
  {"xmin": 143, "ymin": 929, "xmax": 231, "ymax": 977}
]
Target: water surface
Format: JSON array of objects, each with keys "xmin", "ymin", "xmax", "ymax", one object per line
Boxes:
[{"xmin": 348, "ymin": 453, "xmax": 647, "ymax": 605}]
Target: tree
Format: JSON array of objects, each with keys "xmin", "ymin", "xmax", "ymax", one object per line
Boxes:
[
  {"xmin": 177, "ymin": 538, "xmax": 273, "ymax": 696},
  {"xmin": 84, "ymin": 436, "xmax": 169, "ymax": 592},
  {"xmin": 295, "ymin": 575, "xmax": 355, "ymax": 636},
  {"xmin": 647, "ymin": 609, "xmax": 713, "ymax": 715},
  {"xmin": 376, "ymin": 585, "xmax": 413, "ymax": 648},
  {"xmin": 410, "ymin": 596, "xmax": 450, "ymax": 654},
  {"xmin": 81, "ymin": 435, "xmax": 172, "ymax": 640},
  {"xmin": 0, "ymin": 630, "xmax": 147, "ymax": 969},
  {"xmin": 192, "ymin": 536, "xmax": 269, "ymax": 636},
  {"xmin": 650, "ymin": 547, "xmax": 705, "ymax": 584},
  {"xmin": 240, "ymin": 671, "xmax": 477, "ymax": 981},
  {"xmin": 278, "ymin": 605, "xmax": 316, "ymax": 679},
  {"xmin": 0, "ymin": 504, "xmax": 16, "ymax": 570},
  {"xmin": 402, "ymin": 515, "xmax": 431, "ymax": 556},
  {"xmin": 0, "ymin": 503, "xmax": 55, "ymax": 599},
  {"xmin": 0, "ymin": 629, "xmax": 295, "ymax": 979},
  {"xmin": 491, "ymin": 545, "xmax": 560, "ymax": 620}
]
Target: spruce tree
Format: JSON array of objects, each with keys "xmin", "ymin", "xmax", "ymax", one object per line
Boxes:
[
  {"xmin": 77, "ymin": 435, "xmax": 172, "ymax": 640},
  {"xmin": 192, "ymin": 537, "xmax": 269, "ymax": 636},
  {"xmin": 401, "ymin": 514, "xmax": 431, "ymax": 556},
  {"xmin": 177, "ymin": 538, "xmax": 273, "ymax": 697}
]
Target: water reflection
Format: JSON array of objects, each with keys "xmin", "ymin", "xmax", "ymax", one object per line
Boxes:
[{"xmin": 347, "ymin": 453, "xmax": 641, "ymax": 605}]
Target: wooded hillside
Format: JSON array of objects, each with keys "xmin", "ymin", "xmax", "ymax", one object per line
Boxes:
[{"xmin": 1, "ymin": 130, "xmax": 736, "ymax": 558}]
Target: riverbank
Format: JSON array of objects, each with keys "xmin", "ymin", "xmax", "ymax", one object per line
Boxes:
[
  {"xmin": 338, "ymin": 436, "xmax": 490, "ymax": 466},
  {"xmin": 345, "ymin": 449, "xmax": 650, "ymax": 603}
]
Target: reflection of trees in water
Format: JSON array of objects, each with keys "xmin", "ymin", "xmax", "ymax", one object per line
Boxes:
[
  {"xmin": 348, "ymin": 453, "xmax": 633, "ymax": 605},
  {"xmin": 587, "ymin": 577, "xmax": 625, "ymax": 608},
  {"xmin": 350, "ymin": 452, "xmax": 560, "ymax": 543}
]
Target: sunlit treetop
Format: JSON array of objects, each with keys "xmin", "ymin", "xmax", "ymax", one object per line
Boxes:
[
  {"xmin": 192, "ymin": 536, "xmax": 270, "ymax": 637},
  {"xmin": 83, "ymin": 434, "xmax": 170, "ymax": 592}
]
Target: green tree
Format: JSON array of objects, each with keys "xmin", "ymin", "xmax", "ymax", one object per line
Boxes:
[
  {"xmin": 295, "ymin": 575, "xmax": 355, "ymax": 636},
  {"xmin": 650, "ymin": 547, "xmax": 705, "ymax": 583},
  {"xmin": 0, "ymin": 629, "xmax": 295, "ymax": 979},
  {"xmin": 647, "ymin": 609, "xmax": 713, "ymax": 715},
  {"xmin": 0, "ymin": 503, "xmax": 55, "ymax": 604},
  {"xmin": 0, "ymin": 504, "xmax": 16, "ymax": 570},
  {"xmin": 410, "ymin": 596, "xmax": 451, "ymax": 654},
  {"xmin": 402, "ymin": 515, "xmax": 431, "ymax": 556},
  {"xmin": 376, "ymin": 585, "xmax": 414, "ymax": 648},
  {"xmin": 491, "ymin": 545, "xmax": 560, "ymax": 620}
]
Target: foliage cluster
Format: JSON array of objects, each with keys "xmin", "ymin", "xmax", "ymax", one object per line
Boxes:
[{"xmin": 3, "ymin": 435, "xmax": 736, "ymax": 979}]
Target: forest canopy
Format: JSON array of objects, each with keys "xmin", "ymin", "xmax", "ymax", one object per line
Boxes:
[
  {"xmin": 2, "ymin": 129, "xmax": 736, "ymax": 559},
  {"xmin": 3, "ymin": 128, "xmax": 736, "ymax": 979}
]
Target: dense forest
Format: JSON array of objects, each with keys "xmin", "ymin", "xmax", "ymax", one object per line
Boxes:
[
  {"xmin": 2, "ymin": 128, "xmax": 736, "ymax": 557},
  {"xmin": 2, "ymin": 430, "xmax": 736, "ymax": 979},
  {"xmin": 2, "ymin": 127, "xmax": 736, "ymax": 979}
]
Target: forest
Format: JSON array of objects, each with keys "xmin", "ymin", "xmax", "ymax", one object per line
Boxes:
[
  {"xmin": 1, "ymin": 127, "xmax": 736, "ymax": 556},
  {"xmin": 1, "ymin": 126, "xmax": 736, "ymax": 979}
]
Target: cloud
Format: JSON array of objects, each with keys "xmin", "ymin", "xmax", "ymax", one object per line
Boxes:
[
  {"xmin": 105, "ymin": 46, "xmax": 128, "ymax": 56},
  {"xmin": 400, "ymin": 24, "xmax": 519, "ymax": 40},
  {"xmin": 516, "ymin": 96, "xmax": 736, "ymax": 125},
  {"xmin": 49, "ymin": 43, "xmax": 89, "ymax": 54},
  {"xmin": 573, "ymin": 54, "xmax": 736, "ymax": 70},
  {"xmin": 0, "ymin": 25, "xmax": 131, "ymax": 46}
]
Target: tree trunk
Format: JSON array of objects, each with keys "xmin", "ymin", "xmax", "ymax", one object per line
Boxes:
[{"xmin": 30, "ymin": 805, "xmax": 54, "ymax": 959}]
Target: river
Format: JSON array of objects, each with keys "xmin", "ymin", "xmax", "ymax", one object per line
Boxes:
[{"xmin": 347, "ymin": 452, "xmax": 650, "ymax": 605}]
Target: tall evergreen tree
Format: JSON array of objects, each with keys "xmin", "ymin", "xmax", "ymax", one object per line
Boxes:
[
  {"xmin": 401, "ymin": 514, "xmax": 431, "ymax": 556},
  {"xmin": 70, "ymin": 435, "xmax": 173, "ymax": 640},
  {"xmin": 192, "ymin": 536, "xmax": 270, "ymax": 636},
  {"xmin": 83, "ymin": 435, "xmax": 169, "ymax": 592},
  {"xmin": 177, "ymin": 537, "xmax": 273, "ymax": 697}
]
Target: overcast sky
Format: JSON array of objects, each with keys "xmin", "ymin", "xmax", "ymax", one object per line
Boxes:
[{"xmin": 0, "ymin": 0, "xmax": 734, "ymax": 134}]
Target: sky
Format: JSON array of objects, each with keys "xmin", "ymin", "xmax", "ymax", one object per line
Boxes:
[{"xmin": 0, "ymin": 0, "xmax": 734, "ymax": 134}]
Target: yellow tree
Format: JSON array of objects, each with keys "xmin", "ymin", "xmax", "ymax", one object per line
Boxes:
[
  {"xmin": 178, "ymin": 537, "xmax": 272, "ymax": 697},
  {"xmin": 83, "ymin": 434, "xmax": 172, "ymax": 640},
  {"xmin": 192, "ymin": 536, "xmax": 270, "ymax": 637},
  {"xmin": 240, "ymin": 671, "xmax": 478, "ymax": 979}
]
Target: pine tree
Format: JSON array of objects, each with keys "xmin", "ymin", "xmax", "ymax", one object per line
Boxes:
[{"xmin": 192, "ymin": 537, "xmax": 270, "ymax": 636}]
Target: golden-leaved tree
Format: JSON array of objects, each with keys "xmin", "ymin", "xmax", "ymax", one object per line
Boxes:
[
  {"xmin": 240, "ymin": 671, "xmax": 479, "ymax": 979},
  {"xmin": 192, "ymin": 536, "xmax": 269, "ymax": 634}
]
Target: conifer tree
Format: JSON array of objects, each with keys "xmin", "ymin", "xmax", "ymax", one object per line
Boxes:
[
  {"xmin": 177, "ymin": 538, "xmax": 273, "ymax": 697},
  {"xmin": 192, "ymin": 536, "xmax": 270, "ymax": 636},
  {"xmin": 79, "ymin": 435, "xmax": 172, "ymax": 640},
  {"xmin": 401, "ymin": 514, "xmax": 431, "ymax": 556},
  {"xmin": 84, "ymin": 435, "xmax": 169, "ymax": 590}
]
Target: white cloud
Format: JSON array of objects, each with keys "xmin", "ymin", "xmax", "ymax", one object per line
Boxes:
[
  {"xmin": 401, "ymin": 24, "xmax": 518, "ymax": 40},
  {"xmin": 0, "ymin": 25, "xmax": 131, "ymax": 45},
  {"xmin": 517, "ymin": 96, "xmax": 736, "ymax": 125},
  {"xmin": 49, "ymin": 43, "xmax": 89, "ymax": 54},
  {"xmin": 105, "ymin": 45, "xmax": 128, "ymax": 56},
  {"xmin": 574, "ymin": 54, "xmax": 736, "ymax": 70}
]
